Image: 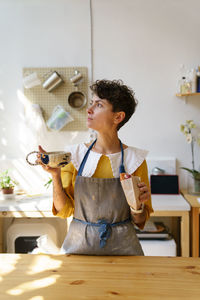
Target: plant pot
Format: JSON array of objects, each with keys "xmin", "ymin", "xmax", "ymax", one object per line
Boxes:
[
  {"xmin": 187, "ymin": 175, "xmax": 200, "ymax": 195},
  {"xmin": 194, "ymin": 178, "xmax": 200, "ymax": 194},
  {"xmin": 1, "ymin": 188, "xmax": 14, "ymax": 194}
]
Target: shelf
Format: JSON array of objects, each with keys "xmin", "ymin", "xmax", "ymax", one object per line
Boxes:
[{"xmin": 176, "ymin": 92, "xmax": 200, "ymax": 97}]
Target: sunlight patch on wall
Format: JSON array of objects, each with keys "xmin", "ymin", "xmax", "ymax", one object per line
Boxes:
[
  {"xmin": 0, "ymin": 101, "xmax": 4, "ymax": 110},
  {"xmin": 1, "ymin": 137, "xmax": 7, "ymax": 146},
  {"xmin": 0, "ymin": 157, "xmax": 50, "ymax": 194},
  {"xmin": 17, "ymin": 89, "xmax": 29, "ymax": 106},
  {"xmin": 12, "ymin": 158, "xmax": 50, "ymax": 194},
  {"xmin": 17, "ymin": 89, "xmax": 48, "ymax": 155}
]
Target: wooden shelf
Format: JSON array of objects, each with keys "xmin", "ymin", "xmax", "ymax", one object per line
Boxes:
[{"xmin": 176, "ymin": 92, "xmax": 200, "ymax": 97}]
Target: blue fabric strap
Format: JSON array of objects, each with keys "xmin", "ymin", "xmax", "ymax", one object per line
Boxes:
[
  {"xmin": 73, "ymin": 217, "xmax": 130, "ymax": 248},
  {"xmin": 78, "ymin": 139, "xmax": 97, "ymax": 176},
  {"xmin": 77, "ymin": 139, "xmax": 126, "ymax": 176},
  {"xmin": 119, "ymin": 139, "xmax": 125, "ymax": 173}
]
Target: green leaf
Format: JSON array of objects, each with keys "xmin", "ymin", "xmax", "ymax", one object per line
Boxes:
[
  {"xmin": 181, "ymin": 167, "xmax": 200, "ymax": 179},
  {"xmin": 44, "ymin": 178, "xmax": 52, "ymax": 189}
]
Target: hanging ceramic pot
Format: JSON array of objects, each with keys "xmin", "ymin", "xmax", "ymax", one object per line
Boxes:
[{"xmin": 68, "ymin": 88, "xmax": 86, "ymax": 110}]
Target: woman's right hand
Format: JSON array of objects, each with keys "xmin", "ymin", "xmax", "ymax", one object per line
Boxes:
[{"xmin": 37, "ymin": 145, "xmax": 61, "ymax": 178}]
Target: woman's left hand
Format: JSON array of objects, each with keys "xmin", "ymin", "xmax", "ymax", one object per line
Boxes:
[{"xmin": 138, "ymin": 182, "xmax": 151, "ymax": 203}]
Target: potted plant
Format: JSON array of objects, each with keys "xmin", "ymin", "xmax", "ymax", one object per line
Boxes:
[
  {"xmin": 0, "ymin": 169, "xmax": 17, "ymax": 195},
  {"xmin": 180, "ymin": 120, "xmax": 200, "ymax": 194}
]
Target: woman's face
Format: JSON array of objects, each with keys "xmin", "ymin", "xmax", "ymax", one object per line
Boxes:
[{"xmin": 87, "ymin": 94, "xmax": 117, "ymax": 132}]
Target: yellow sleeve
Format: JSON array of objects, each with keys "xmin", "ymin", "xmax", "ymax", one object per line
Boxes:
[
  {"xmin": 133, "ymin": 160, "xmax": 154, "ymax": 228},
  {"xmin": 52, "ymin": 162, "xmax": 77, "ymax": 219}
]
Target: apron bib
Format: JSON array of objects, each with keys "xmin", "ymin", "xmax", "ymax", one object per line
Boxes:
[{"xmin": 61, "ymin": 140, "xmax": 144, "ymax": 255}]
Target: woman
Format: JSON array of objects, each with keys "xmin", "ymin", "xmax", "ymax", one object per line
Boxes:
[{"xmin": 39, "ymin": 79, "xmax": 153, "ymax": 255}]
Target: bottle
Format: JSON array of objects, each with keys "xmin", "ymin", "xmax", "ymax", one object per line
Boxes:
[
  {"xmin": 180, "ymin": 76, "xmax": 191, "ymax": 94},
  {"xmin": 177, "ymin": 64, "xmax": 186, "ymax": 93},
  {"xmin": 196, "ymin": 67, "xmax": 200, "ymax": 93},
  {"xmin": 177, "ymin": 64, "xmax": 192, "ymax": 94},
  {"xmin": 190, "ymin": 69, "xmax": 197, "ymax": 93}
]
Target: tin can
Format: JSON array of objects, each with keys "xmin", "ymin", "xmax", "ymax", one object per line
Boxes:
[{"xmin": 42, "ymin": 71, "xmax": 64, "ymax": 92}]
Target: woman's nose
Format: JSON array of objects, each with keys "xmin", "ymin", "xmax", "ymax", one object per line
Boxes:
[{"xmin": 87, "ymin": 105, "xmax": 93, "ymax": 114}]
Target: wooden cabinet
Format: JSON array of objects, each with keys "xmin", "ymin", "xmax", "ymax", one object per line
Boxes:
[
  {"xmin": 151, "ymin": 194, "xmax": 190, "ymax": 257},
  {"xmin": 181, "ymin": 190, "xmax": 200, "ymax": 257}
]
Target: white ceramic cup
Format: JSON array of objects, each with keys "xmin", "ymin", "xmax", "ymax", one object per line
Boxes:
[{"xmin": 23, "ymin": 72, "xmax": 41, "ymax": 89}]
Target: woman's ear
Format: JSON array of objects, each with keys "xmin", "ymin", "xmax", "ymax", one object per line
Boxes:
[{"xmin": 114, "ymin": 111, "xmax": 125, "ymax": 126}]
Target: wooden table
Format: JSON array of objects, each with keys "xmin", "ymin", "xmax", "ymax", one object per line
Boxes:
[
  {"xmin": 151, "ymin": 194, "xmax": 190, "ymax": 257},
  {"xmin": 181, "ymin": 190, "xmax": 200, "ymax": 257},
  {"xmin": 0, "ymin": 254, "xmax": 200, "ymax": 300}
]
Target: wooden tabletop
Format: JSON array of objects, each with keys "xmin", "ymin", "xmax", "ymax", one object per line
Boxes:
[
  {"xmin": 151, "ymin": 194, "xmax": 190, "ymax": 211},
  {"xmin": 0, "ymin": 254, "xmax": 200, "ymax": 299},
  {"xmin": 181, "ymin": 189, "xmax": 200, "ymax": 208}
]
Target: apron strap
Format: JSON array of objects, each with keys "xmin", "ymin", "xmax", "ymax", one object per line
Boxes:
[
  {"xmin": 77, "ymin": 138, "xmax": 126, "ymax": 176},
  {"xmin": 73, "ymin": 217, "xmax": 130, "ymax": 248},
  {"xmin": 119, "ymin": 139, "xmax": 126, "ymax": 173},
  {"xmin": 78, "ymin": 139, "xmax": 97, "ymax": 176}
]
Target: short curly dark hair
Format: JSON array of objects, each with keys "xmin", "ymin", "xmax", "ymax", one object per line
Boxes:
[{"xmin": 90, "ymin": 79, "xmax": 138, "ymax": 130}]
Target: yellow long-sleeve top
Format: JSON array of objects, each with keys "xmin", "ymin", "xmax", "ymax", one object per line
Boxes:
[{"xmin": 52, "ymin": 155, "xmax": 153, "ymax": 228}]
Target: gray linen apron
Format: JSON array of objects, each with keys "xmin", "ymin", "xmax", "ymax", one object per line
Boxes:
[{"xmin": 61, "ymin": 140, "xmax": 144, "ymax": 255}]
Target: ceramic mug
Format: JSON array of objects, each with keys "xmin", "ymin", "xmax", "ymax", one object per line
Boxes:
[
  {"xmin": 23, "ymin": 72, "xmax": 41, "ymax": 89},
  {"xmin": 26, "ymin": 151, "xmax": 71, "ymax": 168}
]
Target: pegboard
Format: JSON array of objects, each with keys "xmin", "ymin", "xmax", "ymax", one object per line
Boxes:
[{"xmin": 23, "ymin": 67, "xmax": 88, "ymax": 131}]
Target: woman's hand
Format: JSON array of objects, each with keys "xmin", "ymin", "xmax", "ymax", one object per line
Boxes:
[
  {"xmin": 37, "ymin": 145, "xmax": 61, "ymax": 178},
  {"xmin": 130, "ymin": 182, "xmax": 150, "ymax": 226},
  {"xmin": 138, "ymin": 182, "xmax": 151, "ymax": 205},
  {"xmin": 37, "ymin": 146, "xmax": 68, "ymax": 214}
]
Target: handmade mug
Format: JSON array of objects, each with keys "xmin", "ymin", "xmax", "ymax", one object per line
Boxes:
[{"xmin": 26, "ymin": 151, "xmax": 71, "ymax": 168}]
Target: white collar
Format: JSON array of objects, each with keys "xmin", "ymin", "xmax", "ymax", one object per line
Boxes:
[{"xmin": 64, "ymin": 143, "xmax": 148, "ymax": 178}]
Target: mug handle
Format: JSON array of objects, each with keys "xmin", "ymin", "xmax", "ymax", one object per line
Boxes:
[{"xmin": 26, "ymin": 151, "xmax": 40, "ymax": 166}]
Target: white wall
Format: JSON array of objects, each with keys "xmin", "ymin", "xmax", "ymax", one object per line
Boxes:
[
  {"xmin": 0, "ymin": 0, "xmax": 91, "ymax": 159},
  {"xmin": 0, "ymin": 0, "xmax": 200, "ymax": 189}
]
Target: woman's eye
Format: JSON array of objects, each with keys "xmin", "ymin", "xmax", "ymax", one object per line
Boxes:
[{"xmin": 97, "ymin": 103, "xmax": 103, "ymax": 108}]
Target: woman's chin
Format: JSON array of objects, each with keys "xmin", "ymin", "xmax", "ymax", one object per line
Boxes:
[{"xmin": 87, "ymin": 121, "xmax": 94, "ymax": 129}]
